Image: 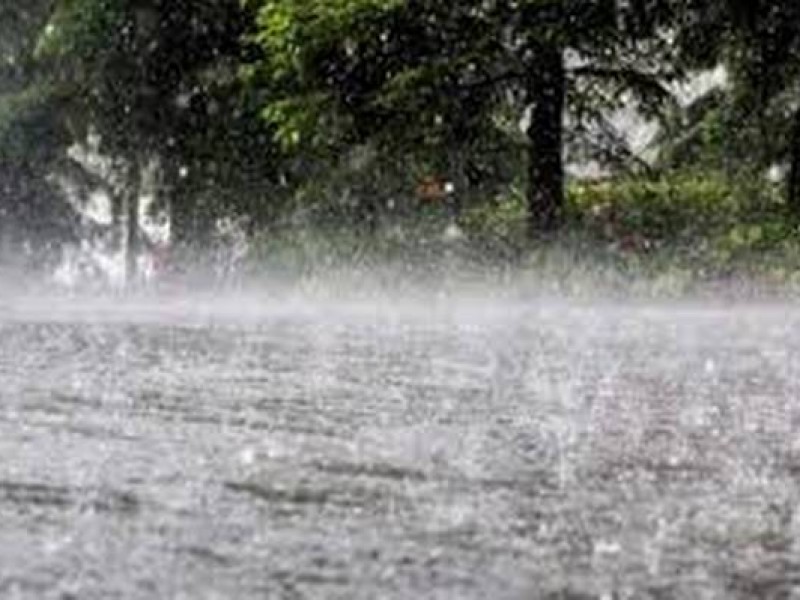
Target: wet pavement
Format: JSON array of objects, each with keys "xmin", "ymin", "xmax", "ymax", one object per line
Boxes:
[{"xmin": 1, "ymin": 296, "xmax": 799, "ymax": 599}]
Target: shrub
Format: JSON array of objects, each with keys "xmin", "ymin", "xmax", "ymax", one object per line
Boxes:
[{"xmin": 568, "ymin": 173, "xmax": 736, "ymax": 246}]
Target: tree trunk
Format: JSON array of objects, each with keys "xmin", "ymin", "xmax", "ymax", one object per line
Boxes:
[
  {"xmin": 788, "ymin": 107, "xmax": 800, "ymax": 216},
  {"xmin": 111, "ymin": 188, "xmax": 124, "ymax": 253},
  {"xmin": 525, "ymin": 42, "xmax": 566, "ymax": 235},
  {"xmin": 169, "ymin": 183, "xmax": 194, "ymax": 249},
  {"xmin": 124, "ymin": 162, "xmax": 142, "ymax": 286}
]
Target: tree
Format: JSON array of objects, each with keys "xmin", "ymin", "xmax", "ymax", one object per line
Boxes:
[
  {"xmin": 36, "ymin": 0, "xmax": 280, "ymax": 280},
  {"xmin": 661, "ymin": 1, "xmax": 800, "ymax": 213},
  {"xmin": 246, "ymin": 0, "xmax": 676, "ymax": 236},
  {"xmin": 0, "ymin": 2, "xmax": 80, "ymax": 268}
]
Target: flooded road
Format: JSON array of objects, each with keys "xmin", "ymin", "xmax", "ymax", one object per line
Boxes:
[{"xmin": 1, "ymin": 296, "xmax": 799, "ymax": 599}]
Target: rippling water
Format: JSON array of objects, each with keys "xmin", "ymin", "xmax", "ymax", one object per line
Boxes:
[{"xmin": 1, "ymin": 295, "xmax": 799, "ymax": 599}]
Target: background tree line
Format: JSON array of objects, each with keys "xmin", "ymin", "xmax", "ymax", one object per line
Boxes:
[{"xmin": 2, "ymin": 1, "xmax": 800, "ymax": 278}]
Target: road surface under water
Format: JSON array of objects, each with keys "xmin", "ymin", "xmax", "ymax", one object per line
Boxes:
[{"xmin": 1, "ymin": 294, "xmax": 799, "ymax": 599}]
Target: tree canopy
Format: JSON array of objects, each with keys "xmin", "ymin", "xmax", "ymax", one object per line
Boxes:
[
  {"xmin": 245, "ymin": 0, "xmax": 679, "ymax": 233},
  {"xmin": 2, "ymin": 1, "xmax": 800, "ymax": 277}
]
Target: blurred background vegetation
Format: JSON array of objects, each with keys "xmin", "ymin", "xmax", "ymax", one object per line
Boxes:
[{"xmin": 2, "ymin": 0, "xmax": 800, "ymax": 290}]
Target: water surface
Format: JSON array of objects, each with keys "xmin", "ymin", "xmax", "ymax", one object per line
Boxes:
[{"xmin": 1, "ymin": 296, "xmax": 799, "ymax": 599}]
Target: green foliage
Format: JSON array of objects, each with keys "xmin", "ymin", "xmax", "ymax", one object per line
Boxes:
[
  {"xmin": 566, "ymin": 173, "xmax": 800, "ymax": 284},
  {"xmin": 570, "ymin": 174, "xmax": 735, "ymax": 243},
  {"xmin": 459, "ymin": 186, "xmax": 527, "ymax": 256},
  {"xmin": 665, "ymin": 1, "xmax": 800, "ymax": 208},
  {"xmin": 33, "ymin": 0, "xmax": 284, "ymax": 245},
  {"xmin": 241, "ymin": 170, "xmax": 800, "ymax": 294},
  {"xmin": 35, "ymin": 0, "xmax": 125, "ymax": 60},
  {"xmin": 5, "ymin": 0, "xmax": 800, "ymax": 288},
  {"xmin": 445, "ymin": 171, "xmax": 800, "ymax": 284},
  {"xmin": 250, "ymin": 0, "xmax": 677, "ymax": 148},
  {"xmin": 460, "ymin": 174, "xmax": 745, "ymax": 255},
  {"xmin": 0, "ymin": 1, "xmax": 82, "ymax": 259},
  {"xmin": 245, "ymin": 0, "xmax": 679, "ymax": 235}
]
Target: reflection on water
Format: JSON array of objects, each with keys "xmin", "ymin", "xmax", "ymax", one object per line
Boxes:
[{"xmin": 0, "ymin": 297, "xmax": 799, "ymax": 599}]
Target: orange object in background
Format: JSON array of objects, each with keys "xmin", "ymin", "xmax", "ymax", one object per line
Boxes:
[{"xmin": 415, "ymin": 175, "xmax": 450, "ymax": 202}]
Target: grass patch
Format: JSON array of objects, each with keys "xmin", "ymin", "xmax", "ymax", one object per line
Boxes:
[{"xmin": 244, "ymin": 173, "xmax": 800, "ymax": 297}]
